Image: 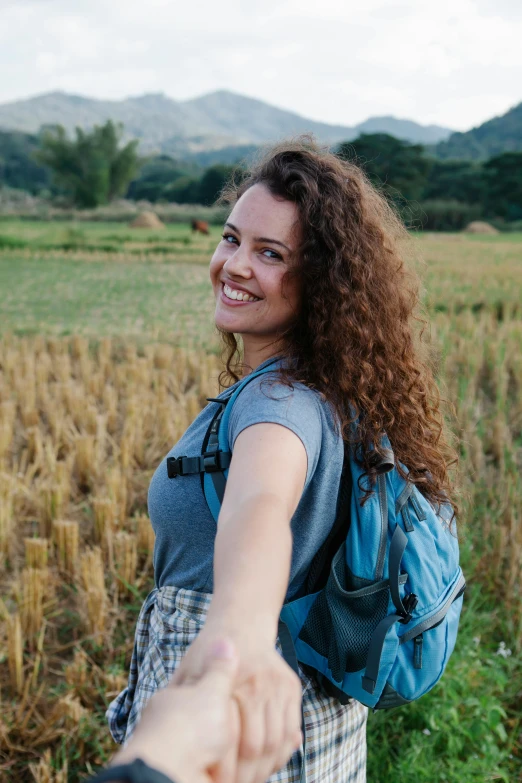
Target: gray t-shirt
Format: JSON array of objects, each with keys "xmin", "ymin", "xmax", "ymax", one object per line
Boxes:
[{"xmin": 147, "ymin": 357, "xmax": 344, "ymax": 601}]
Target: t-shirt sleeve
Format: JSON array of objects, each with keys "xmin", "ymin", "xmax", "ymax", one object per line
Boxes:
[{"xmin": 227, "ymin": 375, "xmax": 323, "ymax": 490}]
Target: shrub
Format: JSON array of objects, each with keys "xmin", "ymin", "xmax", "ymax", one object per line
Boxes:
[{"xmin": 402, "ymin": 200, "xmax": 483, "ymax": 231}]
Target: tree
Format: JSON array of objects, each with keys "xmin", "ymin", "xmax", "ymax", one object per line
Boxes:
[
  {"xmin": 0, "ymin": 130, "xmax": 53, "ymax": 194},
  {"xmin": 483, "ymin": 152, "xmax": 522, "ymax": 221},
  {"xmin": 162, "ymin": 176, "xmax": 201, "ymax": 204},
  {"xmin": 36, "ymin": 121, "xmax": 140, "ymax": 208},
  {"xmin": 424, "ymin": 160, "xmax": 486, "ymax": 205},
  {"xmin": 197, "ymin": 164, "xmax": 238, "ymax": 207},
  {"xmin": 126, "ymin": 154, "xmax": 196, "ymax": 202},
  {"xmin": 338, "ymin": 133, "xmax": 432, "ymax": 203}
]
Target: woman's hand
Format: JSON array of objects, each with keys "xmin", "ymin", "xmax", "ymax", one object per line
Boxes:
[
  {"xmin": 233, "ymin": 645, "xmax": 303, "ymax": 783},
  {"xmin": 174, "ymin": 628, "xmax": 303, "ymax": 783}
]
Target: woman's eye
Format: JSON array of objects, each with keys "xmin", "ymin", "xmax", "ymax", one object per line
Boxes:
[
  {"xmin": 221, "ymin": 233, "xmax": 281, "ymax": 260},
  {"xmin": 262, "ymin": 249, "xmax": 282, "ymax": 260}
]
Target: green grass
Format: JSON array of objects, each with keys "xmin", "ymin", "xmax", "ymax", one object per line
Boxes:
[
  {"xmin": 0, "ymin": 220, "xmax": 225, "ymax": 347},
  {"xmin": 0, "ymin": 219, "xmax": 221, "ymax": 250},
  {"xmin": 1, "ymin": 223, "xmax": 522, "ymax": 345},
  {"xmin": 367, "ymin": 617, "xmax": 517, "ymax": 783},
  {"xmin": 367, "ymin": 537, "xmax": 520, "ymax": 782},
  {"xmin": 0, "ymin": 255, "xmax": 217, "ymax": 348}
]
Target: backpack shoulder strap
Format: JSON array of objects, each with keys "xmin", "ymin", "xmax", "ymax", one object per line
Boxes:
[
  {"xmin": 303, "ymin": 441, "xmax": 353, "ymax": 595},
  {"xmin": 202, "ymin": 358, "xmax": 281, "ymax": 522}
]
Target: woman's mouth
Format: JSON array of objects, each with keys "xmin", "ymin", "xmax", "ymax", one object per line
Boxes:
[{"xmin": 220, "ymin": 282, "xmax": 261, "ymax": 306}]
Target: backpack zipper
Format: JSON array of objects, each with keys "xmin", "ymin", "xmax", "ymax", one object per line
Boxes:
[
  {"xmin": 399, "ymin": 572, "xmax": 466, "ymax": 645},
  {"xmin": 413, "ymin": 634, "xmax": 423, "ymax": 669},
  {"xmin": 375, "ymin": 473, "xmax": 388, "ymax": 580}
]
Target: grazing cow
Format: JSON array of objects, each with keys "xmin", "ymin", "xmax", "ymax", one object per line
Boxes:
[{"xmin": 191, "ymin": 219, "xmax": 210, "ymax": 235}]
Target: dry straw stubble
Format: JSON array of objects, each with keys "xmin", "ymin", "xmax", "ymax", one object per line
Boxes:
[{"xmin": 0, "ymin": 312, "xmax": 520, "ymax": 777}]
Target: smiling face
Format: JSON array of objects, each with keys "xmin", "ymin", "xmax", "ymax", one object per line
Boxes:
[{"xmin": 209, "ymin": 183, "xmax": 301, "ymax": 367}]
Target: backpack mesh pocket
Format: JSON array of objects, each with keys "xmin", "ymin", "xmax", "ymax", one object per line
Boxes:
[{"xmin": 299, "ymin": 546, "xmax": 392, "ymax": 682}]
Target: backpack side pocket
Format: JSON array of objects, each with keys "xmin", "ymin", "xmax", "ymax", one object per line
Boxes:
[{"xmin": 299, "ymin": 544, "xmax": 406, "ymax": 683}]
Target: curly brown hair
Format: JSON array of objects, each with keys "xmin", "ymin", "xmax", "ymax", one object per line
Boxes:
[{"xmin": 218, "ymin": 136, "xmax": 458, "ymax": 515}]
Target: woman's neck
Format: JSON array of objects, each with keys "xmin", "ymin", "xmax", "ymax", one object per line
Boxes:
[{"xmin": 241, "ymin": 336, "xmax": 285, "ymax": 374}]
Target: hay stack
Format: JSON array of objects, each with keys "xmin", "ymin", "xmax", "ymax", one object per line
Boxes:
[
  {"xmin": 129, "ymin": 211, "xmax": 165, "ymax": 229},
  {"xmin": 463, "ymin": 221, "xmax": 499, "ymax": 235}
]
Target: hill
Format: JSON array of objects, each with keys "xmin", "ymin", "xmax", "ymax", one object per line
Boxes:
[
  {"xmin": 0, "ymin": 89, "xmax": 453, "ymax": 154},
  {"xmin": 356, "ymin": 115, "xmax": 450, "ymax": 145},
  {"xmin": 435, "ymin": 102, "xmax": 522, "ymax": 160}
]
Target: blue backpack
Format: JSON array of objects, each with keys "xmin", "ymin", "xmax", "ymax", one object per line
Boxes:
[{"xmin": 166, "ymin": 358, "xmax": 465, "ymax": 713}]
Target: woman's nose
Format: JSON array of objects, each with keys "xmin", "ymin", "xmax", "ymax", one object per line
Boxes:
[{"xmin": 223, "ymin": 245, "xmax": 253, "ymax": 278}]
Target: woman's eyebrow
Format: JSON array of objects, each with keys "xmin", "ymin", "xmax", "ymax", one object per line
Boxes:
[{"xmin": 225, "ymin": 221, "xmax": 292, "ymax": 252}]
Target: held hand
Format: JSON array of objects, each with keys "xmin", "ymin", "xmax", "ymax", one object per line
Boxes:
[
  {"xmin": 233, "ymin": 646, "xmax": 303, "ymax": 783},
  {"xmin": 113, "ymin": 638, "xmax": 240, "ymax": 783},
  {"xmin": 175, "ymin": 630, "xmax": 303, "ymax": 783}
]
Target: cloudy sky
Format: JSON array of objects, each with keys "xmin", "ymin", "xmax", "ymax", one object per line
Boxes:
[{"xmin": 0, "ymin": 0, "xmax": 521, "ymax": 131}]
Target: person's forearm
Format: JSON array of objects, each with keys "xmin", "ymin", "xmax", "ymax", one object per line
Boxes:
[{"xmin": 206, "ymin": 492, "xmax": 293, "ymax": 644}]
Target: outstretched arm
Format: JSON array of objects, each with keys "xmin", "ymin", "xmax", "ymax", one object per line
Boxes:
[
  {"xmin": 175, "ymin": 421, "xmax": 308, "ymax": 783},
  {"xmin": 210, "ymin": 420, "xmax": 307, "ymax": 644}
]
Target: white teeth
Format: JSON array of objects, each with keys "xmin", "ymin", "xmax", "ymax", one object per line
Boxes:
[{"xmin": 223, "ymin": 283, "xmax": 260, "ymax": 303}]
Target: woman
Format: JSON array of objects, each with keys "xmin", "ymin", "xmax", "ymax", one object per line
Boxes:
[{"xmin": 107, "ymin": 138, "xmax": 457, "ymax": 783}]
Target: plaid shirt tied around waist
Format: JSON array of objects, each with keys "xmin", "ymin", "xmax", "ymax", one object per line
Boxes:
[{"xmin": 106, "ymin": 584, "xmax": 368, "ymax": 783}]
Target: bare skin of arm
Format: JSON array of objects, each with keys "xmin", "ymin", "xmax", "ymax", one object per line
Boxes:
[{"xmin": 174, "ymin": 421, "xmax": 308, "ymax": 783}]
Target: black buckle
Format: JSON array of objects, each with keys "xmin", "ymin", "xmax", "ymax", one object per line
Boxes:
[
  {"xmin": 202, "ymin": 451, "xmax": 222, "ymax": 473},
  {"xmin": 399, "ymin": 593, "xmax": 418, "ymax": 624},
  {"xmin": 206, "ymin": 397, "xmax": 228, "ymax": 406},
  {"xmin": 167, "ymin": 455, "xmax": 186, "ymax": 478}
]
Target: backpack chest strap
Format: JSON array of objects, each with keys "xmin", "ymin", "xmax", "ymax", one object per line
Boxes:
[
  {"xmin": 166, "ymin": 450, "xmax": 231, "ymax": 478},
  {"xmin": 166, "ymin": 357, "xmax": 282, "ymax": 520}
]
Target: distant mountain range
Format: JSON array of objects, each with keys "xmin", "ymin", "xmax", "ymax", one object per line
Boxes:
[
  {"xmin": 0, "ymin": 89, "xmax": 453, "ymax": 157},
  {"xmin": 1, "ymin": 89, "xmax": 520, "ymax": 164},
  {"xmin": 433, "ymin": 101, "xmax": 522, "ymax": 160}
]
